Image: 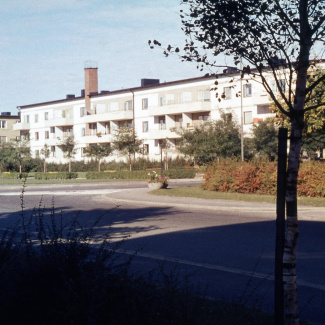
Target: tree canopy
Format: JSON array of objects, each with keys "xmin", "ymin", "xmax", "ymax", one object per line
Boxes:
[
  {"xmin": 86, "ymin": 143, "xmax": 112, "ymax": 171},
  {"xmin": 250, "ymin": 117, "xmax": 279, "ymax": 160},
  {"xmin": 176, "ymin": 114, "xmax": 241, "ymax": 164},
  {"xmin": 113, "ymin": 127, "xmax": 142, "ymax": 171}
]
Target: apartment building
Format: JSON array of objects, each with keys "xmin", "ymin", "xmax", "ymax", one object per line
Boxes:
[
  {"xmin": 14, "ymin": 64, "xmax": 274, "ymax": 163},
  {"xmin": 0, "ymin": 112, "xmax": 20, "ymax": 144}
]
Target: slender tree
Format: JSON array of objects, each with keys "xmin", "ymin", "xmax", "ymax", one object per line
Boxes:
[
  {"xmin": 151, "ymin": 1, "xmax": 325, "ymax": 323},
  {"xmin": 13, "ymin": 139, "xmax": 31, "ymax": 173},
  {"xmin": 58, "ymin": 136, "xmax": 76, "ymax": 172},
  {"xmin": 113, "ymin": 127, "xmax": 142, "ymax": 171},
  {"xmin": 41, "ymin": 143, "xmax": 50, "ymax": 173},
  {"xmin": 86, "ymin": 143, "xmax": 112, "ymax": 171}
]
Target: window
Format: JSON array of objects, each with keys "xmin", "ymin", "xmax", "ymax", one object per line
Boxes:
[
  {"xmin": 63, "ymin": 127, "xmax": 73, "ymax": 137},
  {"xmin": 244, "ymin": 111, "xmax": 253, "ymax": 124},
  {"xmin": 35, "ymin": 132, "xmax": 39, "ymax": 140},
  {"xmin": 279, "ymin": 79, "xmax": 286, "ymax": 92},
  {"xmin": 34, "ymin": 114, "xmax": 39, "ymax": 123},
  {"xmin": 44, "ymin": 112, "xmax": 49, "ymax": 120},
  {"xmin": 142, "ymin": 121, "xmax": 149, "ymax": 132},
  {"xmin": 24, "ymin": 115, "xmax": 30, "ymax": 123},
  {"xmin": 243, "ymin": 84, "xmax": 252, "ymax": 97},
  {"xmin": 89, "ymin": 123, "xmax": 97, "ymax": 135},
  {"xmin": 198, "ymin": 90, "xmax": 210, "ymax": 102},
  {"xmin": 81, "ymin": 128, "xmax": 86, "ymax": 137},
  {"xmin": 257, "ymin": 105, "xmax": 271, "ymax": 114},
  {"xmin": 223, "ymin": 87, "xmax": 232, "ymax": 99},
  {"xmin": 159, "ymin": 119, "xmax": 166, "ymax": 130},
  {"xmin": 80, "ymin": 107, "xmax": 86, "ymax": 117},
  {"xmin": 142, "ymin": 98, "xmax": 148, "ymax": 110},
  {"xmin": 120, "ymin": 121, "xmax": 133, "ymax": 129},
  {"xmin": 142, "ymin": 144, "xmax": 149, "ymax": 155},
  {"xmin": 270, "ymin": 79, "xmax": 286, "ymax": 93},
  {"xmin": 0, "ymin": 136, "xmax": 7, "ymax": 144},
  {"xmin": 81, "ymin": 148, "xmax": 87, "ymax": 157},
  {"xmin": 45, "ymin": 131, "xmax": 49, "ymax": 139},
  {"xmin": 0, "ymin": 120, "xmax": 6, "ymax": 128},
  {"xmin": 178, "ymin": 92, "xmax": 192, "ymax": 103},
  {"xmin": 104, "ymin": 122, "xmax": 110, "ymax": 134},
  {"xmin": 50, "ymin": 127, "xmax": 55, "ymax": 134},
  {"xmin": 159, "ymin": 96, "xmax": 165, "ymax": 107},
  {"xmin": 62, "ymin": 110, "xmax": 66, "ymax": 118},
  {"xmin": 50, "ymin": 146, "xmax": 56, "ymax": 157},
  {"xmin": 198, "ymin": 115, "xmax": 210, "ymax": 125},
  {"xmin": 124, "ymin": 100, "xmax": 133, "ymax": 111}
]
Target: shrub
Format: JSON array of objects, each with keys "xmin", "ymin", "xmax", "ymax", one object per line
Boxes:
[
  {"xmin": 34, "ymin": 172, "xmax": 78, "ymax": 180},
  {"xmin": 203, "ymin": 159, "xmax": 325, "ymax": 197}
]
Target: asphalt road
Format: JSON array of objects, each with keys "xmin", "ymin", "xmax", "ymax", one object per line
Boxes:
[{"xmin": 1, "ymin": 179, "xmax": 325, "ymax": 324}]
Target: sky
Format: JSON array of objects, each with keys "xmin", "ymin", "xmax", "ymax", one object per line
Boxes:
[{"xmin": 0, "ymin": 0, "xmax": 221, "ymax": 115}]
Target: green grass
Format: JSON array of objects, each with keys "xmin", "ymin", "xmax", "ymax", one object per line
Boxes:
[{"xmin": 151, "ymin": 185, "xmax": 325, "ymax": 207}]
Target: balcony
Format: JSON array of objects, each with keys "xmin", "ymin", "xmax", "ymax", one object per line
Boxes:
[
  {"xmin": 149, "ymin": 100, "xmax": 212, "ymax": 116},
  {"xmin": 82, "ymin": 108, "xmax": 133, "ymax": 123},
  {"xmin": 44, "ymin": 117, "xmax": 74, "ymax": 127},
  {"xmin": 13, "ymin": 122, "xmax": 30, "ymax": 131},
  {"xmin": 78, "ymin": 133, "xmax": 113, "ymax": 145}
]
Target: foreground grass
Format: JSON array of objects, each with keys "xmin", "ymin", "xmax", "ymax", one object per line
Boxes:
[{"xmin": 151, "ymin": 185, "xmax": 325, "ymax": 207}]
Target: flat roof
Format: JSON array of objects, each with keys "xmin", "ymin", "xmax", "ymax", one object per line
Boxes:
[{"xmin": 17, "ymin": 73, "xmax": 220, "ymax": 110}]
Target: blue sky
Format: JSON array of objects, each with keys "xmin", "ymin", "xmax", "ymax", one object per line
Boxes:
[{"xmin": 0, "ymin": 0, "xmax": 216, "ymax": 114}]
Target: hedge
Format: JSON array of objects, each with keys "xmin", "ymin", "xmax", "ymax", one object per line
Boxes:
[
  {"xmin": 1, "ymin": 172, "xmax": 28, "ymax": 179},
  {"xmin": 86, "ymin": 168, "xmax": 196, "ymax": 180},
  {"xmin": 203, "ymin": 159, "xmax": 325, "ymax": 197},
  {"xmin": 34, "ymin": 172, "xmax": 78, "ymax": 180}
]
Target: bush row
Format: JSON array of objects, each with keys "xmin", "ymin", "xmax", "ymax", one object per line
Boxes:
[
  {"xmin": 1, "ymin": 172, "xmax": 28, "ymax": 179},
  {"xmin": 34, "ymin": 172, "xmax": 78, "ymax": 180},
  {"xmin": 86, "ymin": 168, "xmax": 197, "ymax": 180},
  {"xmin": 1, "ymin": 156, "xmax": 192, "ymax": 173},
  {"xmin": 203, "ymin": 159, "xmax": 325, "ymax": 197}
]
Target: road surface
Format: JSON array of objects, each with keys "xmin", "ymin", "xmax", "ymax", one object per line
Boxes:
[{"xmin": 1, "ymin": 180, "xmax": 325, "ymax": 324}]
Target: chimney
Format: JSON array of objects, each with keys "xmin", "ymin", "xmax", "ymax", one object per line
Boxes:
[{"xmin": 84, "ymin": 61, "xmax": 98, "ymax": 110}]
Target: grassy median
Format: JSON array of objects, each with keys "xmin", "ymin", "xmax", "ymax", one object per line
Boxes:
[{"xmin": 150, "ymin": 185, "xmax": 325, "ymax": 207}]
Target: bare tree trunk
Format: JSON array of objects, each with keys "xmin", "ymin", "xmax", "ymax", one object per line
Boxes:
[
  {"xmin": 43, "ymin": 159, "xmax": 47, "ymax": 173},
  {"xmin": 284, "ymin": 118, "xmax": 302, "ymax": 325},
  {"xmin": 68, "ymin": 160, "xmax": 71, "ymax": 172},
  {"xmin": 129, "ymin": 154, "xmax": 132, "ymax": 171},
  {"xmin": 98, "ymin": 159, "xmax": 101, "ymax": 172}
]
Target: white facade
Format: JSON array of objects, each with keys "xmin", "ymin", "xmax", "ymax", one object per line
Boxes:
[{"xmin": 14, "ymin": 69, "xmax": 275, "ymax": 163}]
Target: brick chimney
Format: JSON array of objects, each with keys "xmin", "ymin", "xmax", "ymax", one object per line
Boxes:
[{"xmin": 84, "ymin": 61, "xmax": 98, "ymax": 110}]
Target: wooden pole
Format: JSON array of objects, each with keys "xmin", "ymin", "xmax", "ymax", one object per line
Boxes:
[{"xmin": 274, "ymin": 127, "xmax": 287, "ymax": 325}]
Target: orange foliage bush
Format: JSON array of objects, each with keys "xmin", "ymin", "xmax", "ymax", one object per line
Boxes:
[{"xmin": 203, "ymin": 159, "xmax": 325, "ymax": 197}]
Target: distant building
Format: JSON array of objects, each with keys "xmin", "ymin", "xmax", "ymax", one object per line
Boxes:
[
  {"xmin": 0, "ymin": 112, "xmax": 20, "ymax": 144},
  {"xmin": 14, "ymin": 65, "xmax": 274, "ymax": 163}
]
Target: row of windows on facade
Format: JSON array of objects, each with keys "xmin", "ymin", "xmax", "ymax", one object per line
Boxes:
[
  {"xmin": 81, "ymin": 91, "xmax": 211, "ymax": 117},
  {"xmin": 29, "ymin": 110, "xmax": 255, "ymax": 142},
  {"xmin": 222, "ymin": 80, "xmax": 285, "ymax": 100}
]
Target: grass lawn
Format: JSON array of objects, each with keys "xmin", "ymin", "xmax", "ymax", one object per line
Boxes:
[{"xmin": 151, "ymin": 185, "xmax": 325, "ymax": 207}]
